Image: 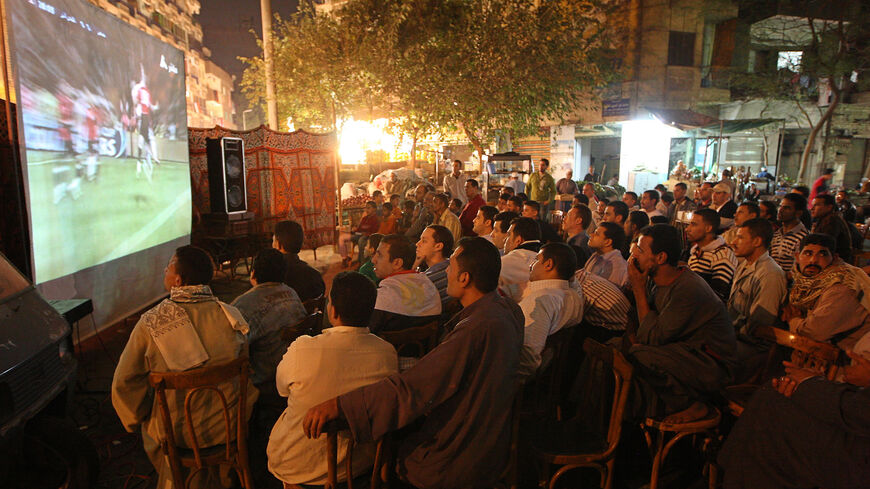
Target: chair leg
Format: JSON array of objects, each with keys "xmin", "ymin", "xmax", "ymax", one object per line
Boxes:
[{"xmin": 648, "ymin": 431, "xmax": 665, "ymax": 489}]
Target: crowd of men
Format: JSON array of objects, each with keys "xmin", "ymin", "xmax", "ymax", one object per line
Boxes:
[{"xmin": 110, "ymin": 162, "xmax": 870, "ymax": 489}]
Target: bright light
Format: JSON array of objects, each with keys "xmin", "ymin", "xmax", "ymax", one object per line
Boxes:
[
  {"xmin": 338, "ymin": 118, "xmax": 411, "ymax": 165},
  {"xmin": 619, "ymin": 120, "xmax": 683, "ymax": 193}
]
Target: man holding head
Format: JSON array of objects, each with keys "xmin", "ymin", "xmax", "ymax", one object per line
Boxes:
[
  {"xmin": 667, "ymin": 182, "xmax": 696, "ymax": 226},
  {"xmin": 811, "ymin": 194, "xmax": 853, "ymax": 262},
  {"xmin": 415, "ymin": 225, "xmax": 455, "ymax": 308},
  {"xmin": 499, "ymin": 216, "xmax": 542, "ymax": 301},
  {"xmin": 112, "ymin": 246, "xmax": 257, "ymax": 489},
  {"xmin": 273, "ymin": 220, "xmax": 326, "ymax": 302},
  {"xmin": 267, "ymin": 271, "xmax": 397, "ymax": 486},
  {"xmin": 443, "ymin": 159, "xmax": 468, "ymax": 207},
  {"xmin": 431, "ymin": 192, "xmax": 462, "ymax": 242},
  {"xmin": 781, "ymin": 233, "xmax": 870, "ymax": 351},
  {"xmin": 625, "ymin": 225, "xmax": 736, "ymax": 423},
  {"xmin": 722, "ymin": 202, "xmax": 760, "ymax": 247},
  {"xmin": 459, "ymin": 179, "xmax": 486, "ymax": 236},
  {"xmin": 585, "ymin": 221, "xmax": 628, "ymax": 288},
  {"xmin": 369, "ymin": 234, "xmax": 442, "ymax": 333},
  {"xmin": 472, "ymin": 205, "xmax": 498, "ymax": 243},
  {"xmin": 518, "ymin": 243, "xmax": 584, "ymax": 379},
  {"xmin": 528, "ymin": 158, "xmax": 557, "ymax": 218},
  {"xmin": 770, "ymin": 193, "xmax": 809, "ymax": 273},
  {"xmin": 302, "ymin": 237, "xmax": 524, "ymax": 489},
  {"xmin": 562, "ymin": 203, "xmax": 593, "ymax": 252},
  {"xmin": 686, "ymin": 208, "xmax": 737, "ymax": 301}
]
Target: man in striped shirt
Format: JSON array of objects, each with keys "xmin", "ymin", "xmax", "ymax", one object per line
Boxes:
[
  {"xmin": 686, "ymin": 209, "xmax": 737, "ymax": 301},
  {"xmin": 770, "ymin": 193, "xmax": 809, "ymax": 274},
  {"xmin": 571, "ymin": 269, "xmax": 631, "ymax": 332},
  {"xmin": 415, "ymin": 225, "xmax": 454, "ymax": 308}
]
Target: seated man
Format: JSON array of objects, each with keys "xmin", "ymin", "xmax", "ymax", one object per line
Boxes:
[
  {"xmin": 273, "ymin": 220, "xmax": 326, "ymax": 302},
  {"xmin": 622, "ymin": 210, "xmax": 649, "ymax": 259},
  {"xmin": 370, "ymin": 234, "xmax": 442, "ymax": 333},
  {"xmin": 267, "ymin": 272, "xmax": 398, "ymax": 486},
  {"xmin": 472, "ymin": 205, "xmax": 498, "ymax": 243},
  {"xmin": 404, "ymin": 185, "xmax": 434, "ymax": 241},
  {"xmin": 686, "ymin": 209, "xmax": 737, "ymax": 302},
  {"xmin": 782, "ymin": 233, "xmax": 870, "ymax": 351},
  {"xmin": 459, "ymin": 179, "xmax": 486, "ymax": 236},
  {"xmin": 640, "ymin": 190, "xmax": 663, "ymax": 218},
  {"xmin": 562, "ymin": 203, "xmax": 593, "ymax": 254},
  {"xmin": 625, "ymin": 224, "xmax": 736, "ymax": 422},
  {"xmin": 491, "ymin": 211, "xmax": 519, "ymax": 255},
  {"xmin": 727, "ymin": 218, "xmax": 787, "ymax": 380},
  {"xmin": 603, "ymin": 200, "xmax": 629, "ymax": 226},
  {"xmin": 112, "ymin": 246, "xmax": 257, "ymax": 489},
  {"xmin": 719, "ymin": 358, "xmax": 870, "ymax": 489},
  {"xmin": 499, "ymin": 216, "xmax": 543, "ymax": 301},
  {"xmin": 414, "ymin": 225, "xmax": 454, "ymax": 308},
  {"xmin": 572, "ymin": 268, "xmax": 632, "ymax": 333},
  {"xmin": 303, "ymin": 237, "xmax": 524, "ymax": 489},
  {"xmin": 585, "ymin": 221, "xmax": 628, "ymax": 288},
  {"xmin": 518, "ymin": 242, "xmax": 584, "ymax": 379},
  {"xmin": 432, "ymin": 192, "xmax": 462, "ymax": 242},
  {"xmin": 231, "ymin": 249, "xmax": 308, "ymax": 391},
  {"xmin": 770, "ymin": 193, "xmax": 809, "ymax": 274},
  {"xmin": 722, "ymin": 202, "xmax": 759, "ymax": 247},
  {"xmin": 811, "ymin": 193, "xmax": 854, "ymax": 263},
  {"xmin": 523, "ymin": 200, "xmax": 562, "ymax": 244}
]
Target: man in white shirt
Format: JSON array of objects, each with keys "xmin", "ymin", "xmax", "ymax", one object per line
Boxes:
[
  {"xmin": 518, "ymin": 243, "xmax": 584, "ymax": 379},
  {"xmin": 505, "ymin": 172, "xmax": 525, "ymax": 195},
  {"xmin": 641, "ymin": 190, "xmax": 664, "ymax": 218},
  {"xmin": 442, "ymin": 160, "xmax": 468, "ymax": 207},
  {"xmin": 585, "ymin": 221, "xmax": 629, "ymax": 288},
  {"xmin": 499, "ymin": 217, "xmax": 542, "ymax": 301},
  {"xmin": 268, "ymin": 272, "xmax": 398, "ymax": 486},
  {"xmin": 473, "ymin": 205, "xmax": 498, "ymax": 243}
]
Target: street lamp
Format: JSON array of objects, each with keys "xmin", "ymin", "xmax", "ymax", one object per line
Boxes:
[{"xmin": 242, "ymin": 109, "xmax": 253, "ymax": 131}]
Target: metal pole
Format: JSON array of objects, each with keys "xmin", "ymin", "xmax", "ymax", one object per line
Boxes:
[{"xmin": 260, "ymin": 0, "xmax": 278, "ymax": 130}]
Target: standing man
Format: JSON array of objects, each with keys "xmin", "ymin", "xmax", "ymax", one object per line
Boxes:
[
  {"xmin": 585, "ymin": 222, "xmax": 628, "ymax": 288},
  {"xmin": 443, "ymin": 160, "xmax": 468, "ymax": 207},
  {"xmin": 811, "ymin": 194, "xmax": 854, "ymax": 262},
  {"xmin": 686, "ymin": 209, "xmax": 738, "ymax": 302},
  {"xmin": 459, "ymin": 179, "xmax": 486, "ymax": 236},
  {"xmin": 431, "ymin": 193, "xmax": 462, "ymax": 242},
  {"xmin": 528, "ymin": 158, "xmax": 557, "ymax": 220},
  {"xmin": 809, "ymin": 168, "xmax": 835, "ymax": 204},
  {"xmin": 303, "ymin": 237, "xmax": 524, "ymax": 489},
  {"xmin": 667, "ymin": 182, "xmax": 696, "ymax": 226},
  {"xmin": 583, "ymin": 164, "xmax": 598, "ymax": 183},
  {"xmin": 556, "ymin": 170, "xmax": 579, "ymax": 213},
  {"xmin": 505, "ymin": 172, "xmax": 525, "ymax": 195},
  {"xmin": 770, "ymin": 193, "xmax": 809, "ymax": 274}
]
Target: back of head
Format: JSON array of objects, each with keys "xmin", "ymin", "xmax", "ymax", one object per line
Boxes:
[
  {"xmin": 453, "ymin": 237, "xmax": 501, "ymax": 293},
  {"xmin": 252, "ymin": 248, "xmax": 287, "ymax": 284},
  {"xmin": 661, "ymin": 193, "xmax": 674, "ymax": 205},
  {"xmin": 368, "ymin": 233, "xmax": 384, "ymax": 252},
  {"xmin": 607, "ymin": 201, "xmax": 629, "ymax": 221},
  {"xmin": 494, "ymin": 211, "xmax": 519, "ymax": 233},
  {"xmin": 694, "ymin": 208, "xmax": 721, "ymax": 233},
  {"xmin": 174, "ymin": 245, "xmax": 214, "ymax": 285},
  {"xmin": 650, "ymin": 215, "xmax": 668, "ymax": 225},
  {"xmin": 510, "ymin": 216, "xmax": 541, "ymax": 242},
  {"xmin": 815, "ymin": 193, "xmax": 836, "ymax": 207},
  {"xmin": 799, "ymin": 233, "xmax": 836, "ymax": 253},
  {"xmin": 524, "ymin": 200, "xmax": 541, "ymax": 213},
  {"xmin": 331, "ymin": 271, "xmax": 377, "ymax": 325},
  {"xmin": 823, "ymin": 168, "xmax": 835, "ymax": 175},
  {"xmin": 540, "ymin": 242, "xmax": 578, "ymax": 280},
  {"xmin": 638, "ymin": 224, "xmax": 681, "ymax": 267},
  {"xmin": 274, "ymin": 220, "xmax": 304, "ymax": 254},
  {"xmin": 426, "ymin": 225, "xmax": 455, "ymax": 257},
  {"xmin": 782, "ymin": 193, "xmax": 807, "ymax": 215},
  {"xmin": 740, "ymin": 218, "xmax": 774, "ymax": 249},
  {"xmin": 598, "ymin": 221, "xmax": 625, "ymax": 251},
  {"xmin": 574, "ymin": 193, "xmax": 589, "ymax": 205},
  {"xmin": 793, "ymin": 185, "xmax": 810, "ymax": 198},
  {"xmin": 627, "ymin": 210, "xmax": 649, "ymax": 231},
  {"xmin": 381, "ymin": 234, "xmax": 416, "ymax": 270}
]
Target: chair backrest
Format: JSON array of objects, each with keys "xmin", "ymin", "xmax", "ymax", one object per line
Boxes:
[
  {"xmin": 577, "ymin": 339, "xmax": 633, "ymax": 459},
  {"xmin": 757, "ymin": 326, "xmax": 841, "ymax": 380},
  {"xmin": 303, "ymin": 294, "xmax": 326, "ymax": 315},
  {"xmin": 535, "ymin": 326, "xmax": 577, "ymax": 419},
  {"xmin": 148, "ymin": 356, "xmax": 251, "ymax": 489},
  {"xmin": 282, "ymin": 311, "xmax": 324, "ymax": 344},
  {"xmin": 379, "ymin": 320, "xmax": 439, "ymax": 357},
  {"xmin": 321, "ymin": 420, "xmax": 391, "ymax": 489}
]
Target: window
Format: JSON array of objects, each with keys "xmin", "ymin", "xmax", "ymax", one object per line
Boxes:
[{"xmin": 668, "ymin": 31, "xmax": 696, "ymax": 67}]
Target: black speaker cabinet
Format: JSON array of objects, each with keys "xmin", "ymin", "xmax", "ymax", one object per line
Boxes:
[{"xmin": 206, "ymin": 137, "xmax": 248, "ymax": 214}]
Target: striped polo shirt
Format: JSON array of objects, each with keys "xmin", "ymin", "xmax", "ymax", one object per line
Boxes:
[
  {"xmin": 571, "ymin": 270, "xmax": 631, "ymax": 331},
  {"xmin": 422, "ymin": 259, "xmax": 450, "ymax": 305},
  {"xmin": 688, "ymin": 236, "xmax": 738, "ymax": 301},
  {"xmin": 770, "ymin": 222, "xmax": 808, "ymax": 273}
]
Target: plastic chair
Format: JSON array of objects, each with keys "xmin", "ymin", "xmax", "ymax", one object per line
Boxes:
[
  {"xmin": 531, "ymin": 339, "xmax": 633, "ymax": 489},
  {"xmin": 148, "ymin": 356, "xmax": 254, "ymax": 489}
]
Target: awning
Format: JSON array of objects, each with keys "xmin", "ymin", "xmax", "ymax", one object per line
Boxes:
[
  {"xmin": 644, "ymin": 107, "xmax": 782, "ymax": 134},
  {"xmin": 698, "ymin": 119, "xmax": 782, "ymax": 135}
]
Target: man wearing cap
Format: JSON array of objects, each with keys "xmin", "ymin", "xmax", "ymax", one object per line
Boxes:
[
  {"xmin": 712, "ymin": 182, "xmax": 737, "ymax": 221},
  {"xmin": 505, "ymin": 172, "xmax": 525, "ymax": 195}
]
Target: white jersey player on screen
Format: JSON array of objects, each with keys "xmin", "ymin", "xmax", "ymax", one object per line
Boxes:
[{"xmin": 132, "ymin": 65, "xmax": 159, "ymax": 182}]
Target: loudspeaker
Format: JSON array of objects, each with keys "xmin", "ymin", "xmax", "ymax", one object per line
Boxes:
[{"xmin": 206, "ymin": 137, "xmax": 247, "ymax": 214}]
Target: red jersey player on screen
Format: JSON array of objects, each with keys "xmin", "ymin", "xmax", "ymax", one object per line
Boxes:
[{"xmin": 131, "ymin": 64, "xmax": 159, "ymax": 182}]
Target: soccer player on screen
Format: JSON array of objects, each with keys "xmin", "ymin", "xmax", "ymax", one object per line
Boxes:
[
  {"xmin": 53, "ymin": 82, "xmax": 82, "ymax": 203},
  {"xmin": 132, "ymin": 65, "xmax": 159, "ymax": 182},
  {"xmin": 84, "ymin": 104, "xmax": 99, "ymax": 182}
]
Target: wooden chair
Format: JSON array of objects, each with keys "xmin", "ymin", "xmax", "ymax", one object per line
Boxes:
[
  {"xmin": 282, "ymin": 311, "xmax": 324, "ymax": 344},
  {"xmin": 641, "ymin": 407, "xmax": 722, "ymax": 489},
  {"xmin": 283, "ymin": 419, "xmax": 391, "ymax": 489},
  {"xmin": 531, "ymin": 339, "xmax": 633, "ymax": 489},
  {"xmin": 532, "ymin": 326, "xmax": 578, "ymax": 421},
  {"xmin": 148, "ymin": 356, "xmax": 254, "ymax": 489},
  {"xmin": 724, "ymin": 326, "xmax": 841, "ymax": 416},
  {"xmin": 303, "ymin": 294, "xmax": 326, "ymax": 315},
  {"xmin": 379, "ymin": 320, "xmax": 439, "ymax": 358}
]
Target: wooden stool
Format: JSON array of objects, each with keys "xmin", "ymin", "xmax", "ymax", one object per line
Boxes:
[{"xmin": 642, "ymin": 406, "xmax": 721, "ymax": 489}]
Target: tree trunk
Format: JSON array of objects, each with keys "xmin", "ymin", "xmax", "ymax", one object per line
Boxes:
[
  {"xmin": 463, "ymin": 126, "xmax": 485, "ymax": 173},
  {"xmin": 797, "ymin": 85, "xmax": 840, "ymax": 183},
  {"xmin": 410, "ymin": 133, "xmax": 417, "ymax": 169}
]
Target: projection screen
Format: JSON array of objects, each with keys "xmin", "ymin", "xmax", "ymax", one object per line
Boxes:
[{"xmin": 8, "ymin": 0, "xmax": 191, "ymax": 331}]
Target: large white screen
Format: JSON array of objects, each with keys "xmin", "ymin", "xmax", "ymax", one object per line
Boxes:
[{"xmin": 9, "ymin": 0, "xmax": 191, "ymax": 285}]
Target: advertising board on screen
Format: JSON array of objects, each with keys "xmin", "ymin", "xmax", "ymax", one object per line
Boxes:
[{"xmin": 9, "ymin": 0, "xmax": 191, "ymax": 285}]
